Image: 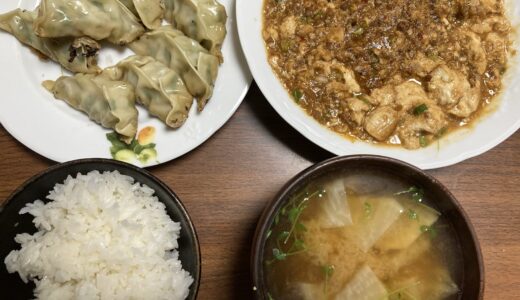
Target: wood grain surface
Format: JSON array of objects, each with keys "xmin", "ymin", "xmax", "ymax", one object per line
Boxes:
[{"xmin": 0, "ymin": 83, "xmax": 519, "ymax": 299}]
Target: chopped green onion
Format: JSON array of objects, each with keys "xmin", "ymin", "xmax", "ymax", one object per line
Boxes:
[
  {"xmin": 353, "ymin": 27, "xmax": 364, "ymax": 35},
  {"xmin": 435, "ymin": 127, "xmax": 448, "ymax": 138},
  {"xmin": 419, "ymin": 135, "xmax": 428, "ymax": 147},
  {"xmin": 292, "ymin": 89, "xmax": 303, "ymax": 102},
  {"xmin": 413, "ymin": 104, "xmax": 428, "ymax": 116},
  {"xmin": 280, "ymin": 39, "xmax": 292, "ymax": 52},
  {"xmin": 356, "ymin": 94, "xmax": 372, "ymax": 105}
]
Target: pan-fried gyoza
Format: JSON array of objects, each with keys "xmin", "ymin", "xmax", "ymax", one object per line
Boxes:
[
  {"xmin": 34, "ymin": 0, "xmax": 145, "ymax": 45},
  {"xmin": 0, "ymin": 9, "xmax": 100, "ymax": 74},
  {"xmin": 0, "ymin": 0, "xmax": 227, "ymax": 143},
  {"xmin": 165, "ymin": 0, "xmax": 228, "ymax": 61},
  {"xmin": 103, "ymin": 55, "xmax": 194, "ymax": 128},
  {"xmin": 130, "ymin": 26, "xmax": 220, "ymax": 111},
  {"xmin": 43, "ymin": 74, "xmax": 138, "ymax": 143}
]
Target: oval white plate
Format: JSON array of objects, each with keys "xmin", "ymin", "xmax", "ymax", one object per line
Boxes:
[
  {"xmin": 0, "ymin": 0, "xmax": 252, "ymax": 167},
  {"xmin": 237, "ymin": 0, "xmax": 520, "ymax": 169}
]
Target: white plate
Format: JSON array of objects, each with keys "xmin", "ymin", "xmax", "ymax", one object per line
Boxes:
[
  {"xmin": 0, "ymin": 0, "xmax": 252, "ymax": 167},
  {"xmin": 237, "ymin": 0, "xmax": 520, "ymax": 169}
]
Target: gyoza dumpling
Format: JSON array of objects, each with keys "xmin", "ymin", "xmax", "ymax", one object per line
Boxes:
[
  {"xmin": 120, "ymin": 0, "xmax": 164, "ymax": 29},
  {"xmin": 34, "ymin": 0, "xmax": 145, "ymax": 45},
  {"xmin": 0, "ymin": 9, "xmax": 100, "ymax": 74},
  {"xmin": 104, "ymin": 55, "xmax": 194, "ymax": 128},
  {"xmin": 129, "ymin": 26, "xmax": 219, "ymax": 110},
  {"xmin": 43, "ymin": 74, "xmax": 138, "ymax": 143},
  {"xmin": 165, "ymin": 0, "xmax": 227, "ymax": 61}
]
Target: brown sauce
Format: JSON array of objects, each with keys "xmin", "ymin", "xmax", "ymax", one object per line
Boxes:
[{"xmin": 263, "ymin": 0, "xmax": 514, "ymax": 149}]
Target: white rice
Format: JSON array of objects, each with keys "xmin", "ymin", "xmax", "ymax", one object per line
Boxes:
[{"xmin": 4, "ymin": 170, "xmax": 193, "ymax": 300}]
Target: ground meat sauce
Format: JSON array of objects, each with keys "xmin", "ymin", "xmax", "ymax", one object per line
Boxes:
[{"xmin": 263, "ymin": 0, "xmax": 514, "ymax": 149}]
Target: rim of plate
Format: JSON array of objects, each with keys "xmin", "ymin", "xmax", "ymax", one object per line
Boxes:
[
  {"xmin": 236, "ymin": 0, "xmax": 520, "ymax": 170},
  {"xmin": 0, "ymin": 0, "xmax": 252, "ymax": 167}
]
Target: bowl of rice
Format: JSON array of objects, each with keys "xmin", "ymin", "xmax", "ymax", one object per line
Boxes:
[{"xmin": 0, "ymin": 159, "xmax": 200, "ymax": 300}]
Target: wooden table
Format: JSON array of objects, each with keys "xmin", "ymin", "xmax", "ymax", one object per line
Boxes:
[{"xmin": 0, "ymin": 83, "xmax": 519, "ymax": 299}]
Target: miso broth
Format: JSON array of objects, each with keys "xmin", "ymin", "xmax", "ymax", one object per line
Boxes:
[{"xmin": 263, "ymin": 171, "xmax": 463, "ymax": 300}]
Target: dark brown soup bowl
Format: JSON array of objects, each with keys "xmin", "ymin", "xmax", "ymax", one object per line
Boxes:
[
  {"xmin": 0, "ymin": 159, "xmax": 201, "ymax": 300},
  {"xmin": 251, "ymin": 155, "xmax": 483, "ymax": 300}
]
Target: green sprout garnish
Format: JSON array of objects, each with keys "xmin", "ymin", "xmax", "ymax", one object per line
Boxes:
[
  {"xmin": 395, "ymin": 186, "xmax": 424, "ymax": 203},
  {"xmin": 266, "ymin": 188, "xmax": 326, "ymax": 265},
  {"xmin": 274, "ymin": 213, "xmax": 280, "ymax": 226},
  {"xmin": 272, "ymin": 248, "xmax": 287, "ymax": 261},
  {"xmin": 420, "ymin": 225, "xmax": 438, "ymax": 239},
  {"xmin": 408, "ymin": 209, "xmax": 418, "ymax": 220},
  {"xmin": 283, "ymin": 189, "xmax": 324, "ymax": 245},
  {"xmin": 364, "ymin": 202, "xmax": 373, "ymax": 218},
  {"xmin": 296, "ymin": 222, "xmax": 307, "ymax": 232},
  {"xmin": 277, "ymin": 231, "xmax": 290, "ymax": 243},
  {"xmin": 387, "ymin": 281, "xmax": 422, "ymax": 300},
  {"xmin": 322, "ymin": 265, "xmax": 335, "ymax": 294}
]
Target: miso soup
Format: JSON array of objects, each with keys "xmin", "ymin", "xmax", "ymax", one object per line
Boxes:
[{"xmin": 263, "ymin": 170, "xmax": 463, "ymax": 300}]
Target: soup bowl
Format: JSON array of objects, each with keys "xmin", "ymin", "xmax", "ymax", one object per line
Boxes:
[{"xmin": 251, "ymin": 155, "xmax": 483, "ymax": 299}]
